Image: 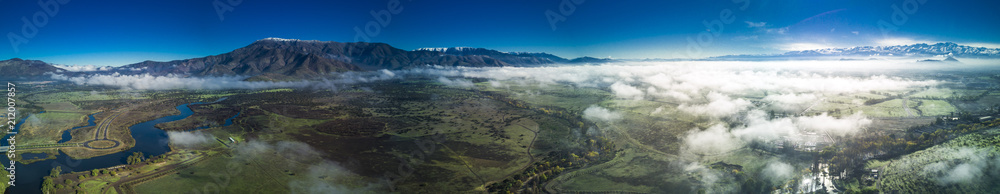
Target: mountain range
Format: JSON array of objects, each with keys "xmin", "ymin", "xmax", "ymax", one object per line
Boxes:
[
  {"xmin": 712, "ymin": 42, "xmax": 1000, "ymax": 60},
  {"xmin": 2, "ymin": 40, "xmax": 999, "ymax": 80},
  {"xmin": 3, "ymin": 38, "xmax": 613, "ymax": 80},
  {"xmin": 0, "ymin": 58, "xmax": 63, "ymax": 78}
]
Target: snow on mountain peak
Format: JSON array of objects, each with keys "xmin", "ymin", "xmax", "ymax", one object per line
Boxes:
[
  {"xmin": 258, "ymin": 37, "xmax": 320, "ymax": 42},
  {"xmin": 414, "ymin": 47, "xmax": 478, "ymax": 52}
]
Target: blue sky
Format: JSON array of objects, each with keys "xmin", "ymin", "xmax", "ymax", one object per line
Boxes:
[{"xmin": 1, "ymin": 0, "xmax": 998, "ymax": 66}]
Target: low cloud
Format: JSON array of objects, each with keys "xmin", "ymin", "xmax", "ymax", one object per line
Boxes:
[
  {"xmin": 922, "ymin": 147, "xmax": 1000, "ymax": 185},
  {"xmin": 436, "ymin": 76, "xmax": 474, "ymax": 88},
  {"xmin": 51, "ymin": 73, "xmax": 311, "ymax": 90},
  {"xmin": 682, "ymin": 125, "xmax": 740, "ymax": 155},
  {"xmin": 679, "ymin": 92, "xmax": 751, "ymax": 118},
  {"xmin": 583, "ymin": 105, "xmax": 623, "ymax": 122},
  {"xmin": 610, "ymin": 82, "xmax": 644, "ymax": 100},
  {"xmin": 681, "ymin": 109, "xmax": 873, "ymax": 157},
  {"xmin": 795, "ymin": 112, "xmax": 871, "ymax": 137},
  {"xmin": 680, "ymin": 162, "xmax": 737, "ymax": 193},
  {"xmin": 289, "ymin": 161, "xmax": 362, "ymax": 194},
  {"xmin": 764, "ymin": 93, "xmax": 819, "ymax": 112},
  {"xmin": 732, "ymin": 110, "xmax": 798, "ymax": 142},
  {"xmin": 380, "ymin": 69, "xmax": 396, "ymax": 77},
  {"xmin": 50, "ymin": 70, "xmax": 400, "ymax": 90},
  {"xmin": 761, "ymin": 160, "xmax": 795, "ymax": 183},
  {"xmin": 53, "ymin": 65, "xmax": 115, "ymax": 72},
  {"xmin": 167, "ymin": 131, "xmax": 215, "ymax": 148},
  {"xmin": 231, "ymin": 140, "xmax": 376, "ymax": 192},
  {"xmin": 53, "ymin": 62, "xmax": 941, "ymax": 94}
]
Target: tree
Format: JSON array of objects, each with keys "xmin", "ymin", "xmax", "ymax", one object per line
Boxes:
[
  {"xmin": 860, "ymin": 187, "xmax": 879, "ymax": 194},
  {"xmin": 49, "ymin": 166, "xmax": 62, "ymax": 178},
  {"xmin": 127, "ymin": 152, "xmax": 145, "ymax": 165},
  {"xmin": 42, "ymin": 177, "xmax": 55, "ymax": 193},
  {"xmin": 91, "ymin": 169, "xmax": 99, "ymax": 176}
]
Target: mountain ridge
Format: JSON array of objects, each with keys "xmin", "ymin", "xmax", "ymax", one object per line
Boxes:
[
  {"xmin": 713, "ymin": 42, "xmax": 1000, "ymax": 60},
  {"xmin": 2, "ymin": 41, "xmax": 997, "ymax": 80},
  {"xmin": 116, "ymin": 39, "xmax": 613, "ymax": 78}
]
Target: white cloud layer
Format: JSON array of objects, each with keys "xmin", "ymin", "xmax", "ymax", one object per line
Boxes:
[
  {"xmin": 682, "ymin": 125, "xmax": 740, "ymax": 155},
  {"xmin": 795, "ymin": 112, "xmax": 872, "ymax": 137},
  {"xmin": 53, "ymin": 65, "xmax": 116, "ymax": 72},
  {"xmin": 610, "ymin": 82, "xmax": 644, "ymax": 100},
  {"xmin": 922, "ymin": 147, "xmax": 1000, "ymax": 185},
  {"xmin": 764, "ymin": 93, "xmax": 819, "ymax": 112},
  {"xmin": 583, "ymin": 105, "xmax": 623, "ymax": 123},
  {"xmin": 679, "ymin": 92, "xmax": 752, "ymax": 118},
  {"xmin": 167, "ymin": 131, "xmax": 215, "ymax": 147},
  {"xmin": 50, "ymin": 70, "xmax": 399, "ymax": 90},
  {"xmin": 761, "ymin": 160, "xmax": 795, "ymax": 183},
  {"xmin": 436, "ymin": 76, "xmax": 474, "ymax": 88}
]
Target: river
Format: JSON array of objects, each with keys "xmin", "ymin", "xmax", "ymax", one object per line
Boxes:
[{"xmin": 1, "ymin": 98, "xmax": 235, "ymax": 193}]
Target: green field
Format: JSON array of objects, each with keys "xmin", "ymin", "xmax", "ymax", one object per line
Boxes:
[
  {"xmin": 19, "ymin": 110, "xmax": 90, "ymax": 145},
  {"xmin": 916, "ymin": 100, "xmax": 958, "ymax": 116}
]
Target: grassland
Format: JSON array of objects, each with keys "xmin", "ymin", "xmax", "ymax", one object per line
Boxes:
[
  {"xmin": 16, "ymin": 102, "xmax": 92, "ymax": 145},
  {"xmin": 130, "ymin": 150, "xmax": 335, "ymax": 194},
  {"xmin": 126, "ymin": 79, "xmax": 587, "ymax": 193},
  {"xmin": 857, "ymin": 99, "xmax": 918, "ymax": 117},
  {"xmin": 915, "ymin": 99, "xmax": 958, "ymax": 116},
  {"xmin": 0, "ymin": 167, "xmax": 8, "ymax": 192},
  {"xmin": 13, "ymin": 149, "xmax": 58, "ymax": 164},
  {"xmin": 155, "ymin": 103, "xmax": 239, "ymax": 131}
]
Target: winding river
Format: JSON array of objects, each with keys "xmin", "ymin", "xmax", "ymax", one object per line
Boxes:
[
  {"xmin": 58, "ymin": 113, "xmax": 98, "ymax": 144},
  {"xmin": 1, "ymin": 99, "xmax": 236, "ymax": 193}
]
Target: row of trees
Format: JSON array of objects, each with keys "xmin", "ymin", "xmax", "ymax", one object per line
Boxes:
[{"xmin": 42, "ymin": 160, "xmax": 124, "ymax": 193}]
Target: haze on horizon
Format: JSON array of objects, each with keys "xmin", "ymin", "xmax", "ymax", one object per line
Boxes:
[{"xmin": 1, "ymin": 0, "xmax": 999, "ymax": 66}]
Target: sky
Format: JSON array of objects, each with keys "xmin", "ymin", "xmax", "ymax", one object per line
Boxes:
[{"xmin": 1, "ymin": 0, "xmax": 998, "ymax": 66}]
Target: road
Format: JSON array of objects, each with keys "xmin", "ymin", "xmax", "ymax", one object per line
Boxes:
[
  {"xmin": 902, "ymin": 97, "xmax": 915, "ymax": 117},
  {"xmin": 82, "ymin": 111, "xmax": 123, "ymax": 149},
  {"xmin": 16, "ymin": 110, "xmax": 126, "ymax": 151}
]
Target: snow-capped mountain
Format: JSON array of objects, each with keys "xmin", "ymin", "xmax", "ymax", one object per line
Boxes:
[
  {"xmin": 117, "ymin": 38, "xmax": 612, "ymax": 79},
  {"xmin": 413, "ymin": 47, "xmax": 478, "ymax": 52},
  {"xmin": 786, "ymin": 42, "xmax": 998, "ymax": 57},
  {"xmin": 1, "ymin": 38, "xmax": 616, "ymax": 80},
  {"xmin": 413, "ymin": 47, "xmax": 613, "ymax": 64},
  {"xmin": 715, "ymin": 42, "xmax": 1000, "ymax": 59}
]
